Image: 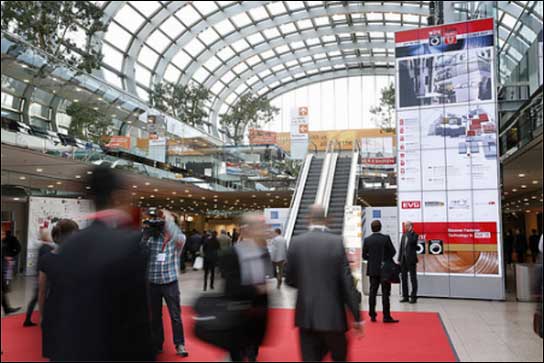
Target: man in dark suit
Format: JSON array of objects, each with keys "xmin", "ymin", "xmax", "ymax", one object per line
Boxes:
[
  {"xmin": 54, "ymin": 166, "xmax": 154, "ymax": 361},
  {"xmin": 363, "ymin": 220, "xmax": 399, "ymax": 323},
  {"xmin": 220, "ymin": 213, "xmax": 269, "ymax": 362},
  {"xmin": 398, "ymin": 221, "xmax": 419, "ymax": 304},
  {"xmin": 287, "ymin": 205, "xmax": 364, "ymax": 362}
]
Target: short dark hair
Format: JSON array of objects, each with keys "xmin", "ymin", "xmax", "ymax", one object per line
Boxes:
[
  {"xmin": 371, "ymin": 220, "xmax": 382, "ymax": 233},
  {"xmin": 51, "ymin": 219, "xmax": 79, "ymax": 244},
  {"xmin": 275, "ymin": 228, "xmax": 282, "ymax": 235},
  {"xmin": 87, "ymin": 166, "xmax": 121, "ymax": 210}
]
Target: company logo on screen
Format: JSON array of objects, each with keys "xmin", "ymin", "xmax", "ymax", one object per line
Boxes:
[
  {"xmin": 402, "ymin": 201, "xmax": 421, "ymax": 209},
  {"xmin": 444, "ymin": 30, "xmax": 458, "ymax": 45},
  {"xmin": 475, "ymin": 232, "xmax": 491, "ymax": 239},
  {"xmin": 425, "ymin": 201, "xmax": 445, "ymax": 207}
]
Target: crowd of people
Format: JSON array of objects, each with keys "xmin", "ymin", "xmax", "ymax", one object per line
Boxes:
[{"xmin": 1, "ymin": 165, "xmax": 542, "ymax": 362}]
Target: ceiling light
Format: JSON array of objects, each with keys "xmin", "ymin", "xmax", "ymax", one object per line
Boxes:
[
  {"xmin": 19, "ymin": 176, "xmax": 26, "ymax": 180},
  {"xmin": 172, "ymin": 191, "xmax": 177, "ymax": 195},
  {"xmin": 13, "ymin": 197, "xmax": 20, "ymax": 201},
  {"xmin": 87, "ymin": 171, "xmax": 93, "ymax": 175},
  {"xmin": 153, "ymin": 188, "xmax": 159, "ymax": 192},
  {"xmin": 512, "ymin": 189, "xmax": 517, "ymax": 192},
  {"xmin": 73, "ymin": 99, "xmax": 79, "ymax": 103},
  {"xmin": 132, "ymin": 185, "xmax": 137, "ymax": 188},
  {"xmin": 518, "ymin": 173, "xmax": 526, "ymax": 177},
  {"xmin": 140, "ymin": 196, "xmax": 145, "ymax": 200},
  {"xmin": 75, "ymin": 175, "xmax": 81, "ymax": 179},
  {"xmin": 521, "ymin": 185, "xmax": 527, "ymax": 189},
  {"xmin": 533, "ymin": 180, "xmax": 539, "ymax": 184},
  {"xmin": 145, "ymin": 182, "xmax": 151, "ymax": 186},
  {"xmin": 36, "ymin": 168, "xmax": 43, "ymax": 172},
  {"xmin": 86, "ymin": 186, "xmax": 91, "ymax": 190},
  {"xmin": 56, "ymin": 181, "xmax": 62, "ymax": 185},
  {"xmin": 188, "ymin": 194, "xmax": 192, "ymax": 197},
  {"xmin": 48, "ymin": 185, "xmax": 54, "ymax": 188}
]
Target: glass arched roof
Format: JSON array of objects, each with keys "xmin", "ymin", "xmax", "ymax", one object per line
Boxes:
[{"xmin": 90, "ymin": 1, "xmax": 543, "ymax": 131}]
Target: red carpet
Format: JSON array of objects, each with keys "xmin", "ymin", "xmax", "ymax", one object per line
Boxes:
[{"xmin": 2, "ymin": 308, "xmax": 457, "ymax": 362}]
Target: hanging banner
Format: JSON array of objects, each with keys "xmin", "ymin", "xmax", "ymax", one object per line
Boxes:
[
  {"xmin": 343, "ymin": 205, "xmax": 363, "ymax": 292},
  {"xmin": 249, "ymin": 128, "xmax": 277, "ymax": 145},
  {"xmin": 395, "ymin": 18, "xmax": 503, "ymax": 299},
  {"xmin": 290, "ymin": 106, "xmax": 309, "ymax": 159},
  {"xmin": 106, "ymin": 136, "xmax": 131, "ymax": 150}
]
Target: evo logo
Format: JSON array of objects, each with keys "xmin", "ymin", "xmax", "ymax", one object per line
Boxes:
[{"xmin": 401, "ymin": 201, "xmax": 421, "ymax": 209}]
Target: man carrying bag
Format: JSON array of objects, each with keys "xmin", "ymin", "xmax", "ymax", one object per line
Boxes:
[{"xmin": 363, "ymin": 220, "xmax": 399, "ymax": 323}]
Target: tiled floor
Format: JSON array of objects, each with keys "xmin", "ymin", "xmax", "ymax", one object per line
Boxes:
[{"xmin": 3, "ymin": 266, "xmax": 543, "ymax": 362}]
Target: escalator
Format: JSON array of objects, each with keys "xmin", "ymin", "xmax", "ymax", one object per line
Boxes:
[
  {"xmin": 326, "ymin": 157, "xmax": 353, "ymax": 235},
  {"xmin": 291, "ymin": 157, "xmax": 324, "ymax": 237}
]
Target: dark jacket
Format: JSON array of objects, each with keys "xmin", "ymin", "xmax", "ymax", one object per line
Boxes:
[
  {"xmin": 188, "ymin": 233, "xmax": 202, "ymax": 253},
  {"xmin": 398, "ymin": 231, "xmax": 419, "ymax": 265},
  {"xmin": 54, "ymin": 221, "xmax": 154, "ymax": 361},
  {"xmin": 203, "ymin": 236, "xmax": 221, "ymax": 264},
  {"xmin": 2, "ymin": 235, "xmax": 22, "ymax": 257},
  {"xmin": 363, "ymin": 232, "xmax": 396, "ymax": 277},
  {"xmin": 219, "ymin": 246, "xmax": 268, "ymax": 349},
  {"xmin": 515, "ymin": 234, "xmax": 527, "ymax": 253},
  {"xmin": 286, "ymin": 229, "xmax": 361, "ymax": 332}
]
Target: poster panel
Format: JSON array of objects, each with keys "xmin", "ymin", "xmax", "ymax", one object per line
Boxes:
[{"xmin": 396, "ymin": 18, "xmax": 502, "ymax": 297}]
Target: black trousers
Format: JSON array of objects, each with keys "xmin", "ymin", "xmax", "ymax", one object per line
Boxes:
[
  {"xmin": 149, "ymin": 281, "xmax": 185, "ymax": 350},
  {"xmin": 401, "ymin": 262, "xmax": 418, "ymax": 299},
  {"xmin": 369, "ymin": 276, "xmax": 391, "ymax": 319},
  {"xmin": 25, "ymin": 286, "xmax": 39, "ymax": 322},
  {"xmin": 229, "ymin": 345, "xmax": 259, "ymax": 362},
  {"xmin": 299, "ymin": 329, "xmax": 347, "ymax": 362},
  {"xmin": 203, "ymin": 261, "xmax": 216, "ymax": 290}
]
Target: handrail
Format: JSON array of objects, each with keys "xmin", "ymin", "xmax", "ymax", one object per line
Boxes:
[
  {"xmin": 321, "ymin": 152, "xmax": 338, "ymax": 216},
  {"xmin": 284, "ymin": 153, "xmax": 313, "ymax": 246},
  {"xmin": 315, "ymin": 153, "xmax": 331, "ymax": 206}
]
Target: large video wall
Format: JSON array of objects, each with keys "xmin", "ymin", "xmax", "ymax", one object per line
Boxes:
[{"xmin": 395, "ymin": 19, "xmax": 503, "ymax": 298}]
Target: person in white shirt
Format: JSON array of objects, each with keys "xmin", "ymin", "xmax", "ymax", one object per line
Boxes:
[{"xmin": 270, "ymin": 228, "xmax": 288, "ymax": 289}]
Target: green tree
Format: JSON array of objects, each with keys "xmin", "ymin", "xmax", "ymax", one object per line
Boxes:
[
  {"xmin": 1, "ymin": 1, "xmax": 106, "ymax": 73},
  {"xmin": 66, "ymin": 102, "xmax": 112, "ymax": 145},
  {"xmin": 220, "ymin": 93, "xmax": 279, "ymax": 146},
  {"xmin": 369, "ymin": 83, "xmax": 396, "ymax": 132},
  {"xmin": 149, "ymin": 82, "xmax": 211, "ymax": 127}
]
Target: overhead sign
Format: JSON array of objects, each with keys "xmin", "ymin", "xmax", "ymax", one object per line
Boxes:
[
  {"xmin": 249, "ymin": 128, "xmax": 277, "ymax": 145},
  {"xmin": 106, "ymin": 136, "xmax": 131, "ymax": 150},
  {"xmin": 395, "ymin": 18, "xmax": 502, "ymax": 298},
  {"xmin": 290, "ymin": 106, "xmax": 309, "ymax": 159}
]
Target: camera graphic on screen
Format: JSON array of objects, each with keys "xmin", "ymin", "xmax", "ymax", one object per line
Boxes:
[
  {"xmin": 428, "ymin": 240, "xmax": 444, "ymax": 255},
  {"xmin": 416, "ymin": 240, "xmax": 426, "ymax": 255},
  {"xmin": 429, "ymin": 32, "xmax": 442, "ymax": 47}
]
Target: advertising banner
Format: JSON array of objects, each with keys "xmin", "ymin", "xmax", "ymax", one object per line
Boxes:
[
  {"xmin": 249, "ymin": 128, "xmax": 277, "ymax": 145},
  {"xmin": 395, "ymin": 18, "xmax": 503, "ymax": 298},
  {"xmin": 26, "ymin": 197, "xmax": 94, "ymax": 275},
  {"xmin": 343, "ymin": 206, "xmax": 363, "ymax": 291},
  {"xmin": 106, "ymin": 136, "xmax": 131, "ymax": 150}
]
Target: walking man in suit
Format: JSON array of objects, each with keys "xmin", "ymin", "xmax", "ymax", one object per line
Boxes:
[
  {"xmin": 363, "ymin": 220, "xmax": 399, "ymax": 323},
  {"xmin": 398, "ymin": 221, "xmax": 419, "ymax": 304},
  {"xmin": 287, "ymin": 204, "xmax": 364, "ymax": 362}
]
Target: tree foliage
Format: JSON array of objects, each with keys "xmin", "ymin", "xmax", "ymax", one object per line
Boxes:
[
  {"xmin": 220, "ymin": 93, "xmax": 279, "ymax": 146},
  {"xmin": 149, "ymin": 82, "xmax": 211, "ymax": 128},
  {"xmin": 1, "ymin": 1, "xmax": 106, "ymax": 73},
  {"xmin": 66, "ymin": 102, "xmax": 112, "ymax": 145},
  {"xmin": 369, "ymin": 83, "xmax": 396, "ymax": 132}
]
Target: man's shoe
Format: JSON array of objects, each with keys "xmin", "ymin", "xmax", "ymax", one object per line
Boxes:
[
  {"xmin": 176, "ymin": 345, "xmax": 189, "ymax": 357},
  {"xmin": 400, "ymin": 298, "xmax": 410, "ymax": 303},
  {"xmin": 409, "ymin": 298, "xmax": 417, "ymax": 304},
  {"xmin": 5, "ymin": 307, "xmax": 21, "ymax": 315},
  {"xmin": 23, "ymin": 320, "xmax": 37, "ymax": 327},
  {"xmin": 370, "ymin": 316, "xmax": 377, "ymax": 322},
  {"xmin": 383, "ymin": 317, "xmax": 400, "ymax": 323}
]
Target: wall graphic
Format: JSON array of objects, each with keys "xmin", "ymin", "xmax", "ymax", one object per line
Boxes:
[
  {"xmin": 26, "ymin": 197, "xmax": 94, "ymax": 276},
  {"xmin": 395, "ymin": 19, "xmax": 502, "ymax": 283}
]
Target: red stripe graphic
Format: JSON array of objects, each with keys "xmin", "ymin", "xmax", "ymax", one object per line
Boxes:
[{"xmin": 395, "ymin": 18, "xmax": 493, "ymax": 44}]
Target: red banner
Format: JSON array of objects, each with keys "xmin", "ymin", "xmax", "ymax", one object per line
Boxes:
[{"xmin": 361, "ymin": 157, "xmax": 396, "ymax": 165}]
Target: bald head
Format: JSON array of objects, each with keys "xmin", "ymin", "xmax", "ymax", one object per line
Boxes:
[
  {"xmin": 308, "ymin": 204, "xmax": 327, "ymax": 226},
  {"xmin": 240, "ymin": 212, "xmax": 267, "ymax": 242}
]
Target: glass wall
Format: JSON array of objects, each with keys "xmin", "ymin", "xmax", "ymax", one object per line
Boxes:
[{"xmin": 265, "ymin": 75, "xmax": 394, "ymax": 132}]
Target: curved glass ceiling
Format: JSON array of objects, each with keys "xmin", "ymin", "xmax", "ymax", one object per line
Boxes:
[{"xmin": 90, "ymin": 1, "xmax": 543, "ymax": 128}]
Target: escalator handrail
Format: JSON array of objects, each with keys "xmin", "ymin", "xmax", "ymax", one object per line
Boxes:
[
  {"xmin": 284, "ymin": 153, "xmax": 313, "ymax": 246},
  {"xmin": 321, "ymin": 153, "xmax": 338, "ymax": 216}
]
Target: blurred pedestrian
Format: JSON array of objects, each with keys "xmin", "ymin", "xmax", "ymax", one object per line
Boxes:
[
  {"xmin": 515, "ymin": 229, "xmax": 527, "ymax": 263},
  {"xmin": 144, "ymin": 208, "xmax": 188, "ymax": 357},
  {"xmin": 220, "ymin": 213, "xmax": 269, "ymax": 362},
  {"xmin": 2, "ymin": 230, "xmax": 21, "ymax": 286},
  {"xmin": 398, "ymin": 221, "xmax": 419, "ymax": 304},
  {"xmin": 38, "ymin": 219, "xmax": 79, "ymax": 359},
  {"xmin": 270, "ymin": 228, "xmax": 287, "ymax": 289},
  {"xmin": 54, "ymin": 166, "xmax": 154, "ymax": 361},
  {"xmin": 529, "ymin": 229, "xmax": 541, "ymax": 263},
  {"xmin": 23, "ymin": 229, "xmax": 57, "ymax": 327},
  {"xmin": 203, "ymin": 231, "xmax": 220, "ymax": 291},
  {"xmin": 1, "ymin": 229, "xmax": 20, "ymax": 315},
  {"xmin": 218, "ymin": 230, "xmax": 231, "ymax": 251},
  {"xmin": 363, "ymin": 220, "xmax": 399, "ymax": 323},
  {"xmin": 286, "ymin": 205, "xmax": 363, "ymax": 362},
  {"xmin": 231, "ymin": 228, "xmax": 240, "ymax": 244}
]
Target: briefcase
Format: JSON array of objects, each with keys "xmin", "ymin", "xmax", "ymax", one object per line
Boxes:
[
  {"xmin": 381, "ymin": 260, "xmax": 401, "ymax": 284},
  {"xmin": 193, "ymin": 294, "xmax": 252, "ymax": 350}
]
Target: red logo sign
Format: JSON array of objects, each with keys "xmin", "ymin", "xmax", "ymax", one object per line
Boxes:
[
  {"xmin": 444, "ymin": 30, "xmax": 457, "ymax": 45},
  {"xmin": 402, "ymin": 201, "xmax": 421, "ymax": 209}
]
